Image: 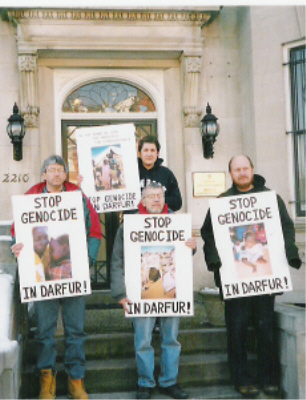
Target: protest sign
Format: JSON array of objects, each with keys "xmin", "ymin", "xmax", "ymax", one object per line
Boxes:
[
  {"xmin": 12, "ymin": 191, "xmax": 91, "ymax": 303},
  {"xmin": 76, "ymin": 123, "xmax": 141, "ymax": 213},
  {"xmin": 210, "ymin": 191, "xmax": 292, "ymax": 299},
  {"xmin": 123, "ymin": 214, "xmax": 194, "ymax": 317}
]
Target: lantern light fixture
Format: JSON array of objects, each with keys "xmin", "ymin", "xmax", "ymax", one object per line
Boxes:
[
  {"xmin": 201, "ymin": 103, "xmax": 219, "ymax": 159},
  {"xmin": 7, "ymin": 103, "xmax": 26, "ymax": 161}
]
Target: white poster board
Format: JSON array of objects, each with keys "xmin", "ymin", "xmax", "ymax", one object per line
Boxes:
[
  {"xmin": 12, "ymin": 191, "xmax": 91, "ymax": 303},
  {"xmin": 76, "ymin": 124, "xmax": 141, "ymax": 213},
  {"xmin": 123, "ymin": 214, "xmax": 194, "ymax": 317},
  {"xmin": 210, "ymin": 191, "xmax": 292, "ymax": 299}
]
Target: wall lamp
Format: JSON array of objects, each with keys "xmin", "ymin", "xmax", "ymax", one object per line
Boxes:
[
  {"xmin": 7, "ymin": 103, "xmax": 26, "ymax": 161},
  {"xmin": 201, "ymin": 103, "xmax": 219, "ymax": 159}
]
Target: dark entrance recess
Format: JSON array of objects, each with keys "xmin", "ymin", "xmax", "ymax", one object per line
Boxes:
[{"xmin": 61, "ymin": 119, "xmax": 157, "ymax": 289}]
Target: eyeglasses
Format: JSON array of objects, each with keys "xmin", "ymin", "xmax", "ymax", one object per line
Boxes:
[
  {"xmin": 145, "ymin": 193, "xmax": 164, "ymax": 199},
  {"xmin": 46, "ymin": 167, "xmax": 66, "ymax": 174}
]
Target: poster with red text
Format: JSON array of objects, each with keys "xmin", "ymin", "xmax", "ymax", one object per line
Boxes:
[
  {"xmin": 12, "ymin": 191, "xmax": 91, "ymax": 303},
  {"xmin": 209, "ymin": 191, "xmax": 292, "ymax": 299},
  {"xmin": 76, "ymin": 123, "xmax": 141, "ymax": 213},
  {"xmin": 124, "ymin": 214, "xmax": 194, "ymax": 317}
]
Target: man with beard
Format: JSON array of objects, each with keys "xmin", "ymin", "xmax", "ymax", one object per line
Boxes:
[{"xmin": 201, "ymin": 155, "xmax": 301, "ymax": 398}]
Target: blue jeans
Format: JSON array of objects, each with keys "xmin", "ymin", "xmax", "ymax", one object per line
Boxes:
[
  {"xmin": 34, "ymin": 296, "xmax": 86, "ymax": 379},
  {"xmin": 132, "ymin": 317, "xmax": 181, "ymax": 388}
]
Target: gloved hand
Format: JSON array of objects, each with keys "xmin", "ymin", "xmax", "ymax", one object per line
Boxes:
[
  {"xmin": 289, "ymin": 258, "xmax": 302, "ymax": 270},
  {"xmin": 207, "ymin": 262, "xmax": 221, "ymax": 272}
]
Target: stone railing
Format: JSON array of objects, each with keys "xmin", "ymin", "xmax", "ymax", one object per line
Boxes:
[
  {"xmin": 275, "ymin": 302, "xmax": 305, "ymax": 399},
  {"xmin": 0, "ymin": 222, "xmax": 22, "ymax": 399}
]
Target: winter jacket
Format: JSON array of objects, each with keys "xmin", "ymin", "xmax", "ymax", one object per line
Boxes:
[
  {"xmin": 110, "ymin": 202, "xmax": 171, "ymax": 301},
  {"xmin": 138, "ymin": 158, "xmax": 182, "ymax": 211},
  {"xmin": 11, "ymin": 181, "xmax": 101, "ymax": 266},
  {"xmin": 201, "ymin": 174, "xmax": 301, "ymax": 286}
]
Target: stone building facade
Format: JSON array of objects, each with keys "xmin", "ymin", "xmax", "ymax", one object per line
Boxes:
[{"xmin": 0, "ymin": 5, "xmax": 305, "ymax": 297}]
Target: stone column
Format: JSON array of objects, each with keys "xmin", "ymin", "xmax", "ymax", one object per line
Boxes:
[
  {"xmin": 181, "ymin": 55, "xmax": 204, "ymax": 286},
  {"xmin": 181, "ymin": 55, "xmax": 202, "ymax": 214},
  {"xmin": 182, "ymin": 55, "xmax": 202, "ymax": 128},
  {"xmin": 18, "ymin": 54, "xmax": 39, "ymax": 127}
]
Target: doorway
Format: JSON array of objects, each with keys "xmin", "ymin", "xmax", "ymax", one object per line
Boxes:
[{"xmin": 61, "ymin": 119, "xmax": 157, "ymax": 289}]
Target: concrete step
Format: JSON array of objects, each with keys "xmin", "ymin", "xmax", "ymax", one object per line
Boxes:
[
  {"xmin": 0, "ymin": 222, "xmax": 12, "ymax": 236},
  {"xmin": 23, "ymin": 327, "xmax": 228, "ymax": 364},
  {"xmin": 56, "ymin": 385, "xmax": 283, "ymax": 399},
  {"xmin": 25, "ymin": 292, "xmax": 210, "ymax": 334},
  {"xmin": 0, "ymin": 239, "xmax": 15, "ymax": 263},
  {"xmin": 83, "ymin": 302, "xmax": 209, "ymax": 333},
  {"xmin": 22, "ymin": 352, "xmax": 242, "ymax": 398}
]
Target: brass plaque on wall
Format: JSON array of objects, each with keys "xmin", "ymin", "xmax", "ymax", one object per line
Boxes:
[{"xmin": 193, "ymin": 172, "xmax": 226, "ymax": 197}]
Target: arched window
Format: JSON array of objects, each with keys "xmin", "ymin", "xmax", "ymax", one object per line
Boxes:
[{"xmin": 62, "ymin": 81, "xmax": 156, "ymax": 113}]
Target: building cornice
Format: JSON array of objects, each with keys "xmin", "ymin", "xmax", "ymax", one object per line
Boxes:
[{"xmin": 5, "ymin": 8, "xmax": 220, "ymax": 26}]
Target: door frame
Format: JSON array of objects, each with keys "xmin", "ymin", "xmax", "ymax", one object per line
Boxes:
[{"xmin": 61, "ymin": 119, "xmax": 157, "ymax": 289}]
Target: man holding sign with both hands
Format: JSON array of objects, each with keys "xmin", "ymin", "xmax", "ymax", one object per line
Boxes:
[
  {"xmin": 201, "ymin": 155, "xmax": 301, "ymax": 398},
  {"xmin": 11, "ymin": 155, "xmax": 101, "ymax": 400},
  {"xmin": 111, "ymin": 182, "xmax": 196, "ymax": 400}
]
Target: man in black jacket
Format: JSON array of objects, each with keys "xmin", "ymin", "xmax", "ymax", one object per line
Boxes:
[
  {"xmin": 138, "ymin": 135, "xmax": 182, "ymax": 212},
  {"xmin": 137, "ymin": 135, "xmax": 182, "ymax": 334},
  {"xmin": 201, "ymin": 155, "xmax": 301, "ymax": 398}
]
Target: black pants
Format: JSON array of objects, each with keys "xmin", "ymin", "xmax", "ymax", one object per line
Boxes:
[{"xmin": 224, "ymin": 295, "xmax": 278, "ymax": 387}]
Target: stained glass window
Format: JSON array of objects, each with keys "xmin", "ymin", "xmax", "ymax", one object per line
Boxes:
[{"xmin": 62, "ymin": 81, "xmax": 156, "ymax": 113}]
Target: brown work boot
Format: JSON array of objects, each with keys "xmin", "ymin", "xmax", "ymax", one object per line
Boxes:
[
  {"xmin": 68, "ymin": 377, "xmax": 88, "ymax": 399},
  {"xmin": 38, "ymin": 369, "xmax": 56, "ymax": 399}
]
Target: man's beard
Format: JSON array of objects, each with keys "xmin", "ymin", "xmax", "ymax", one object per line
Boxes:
[{"xmin": 235, "ymin": 176, "xmax": 254, "ymax": 191}]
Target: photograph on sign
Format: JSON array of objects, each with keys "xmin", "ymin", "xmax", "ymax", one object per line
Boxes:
[
  {"xmin": 141, "ymin": 245, "xmax": 176, "ymax": 299},
  {"xmin": 124, "ymin": 214, "xmax": 193, "ymax": 317},
  {"xmin": 91, "ymin": 144, "xmax": 125, "ymax": 191},
  {"xmin": 230, "ymin": 223, "xmax": 272, "ymax": 279},
  {"xmin": 76, "ymin": 123, "xmax": 141, "ymax": 213},
  {"xmin": 12, "ymin": 191, "xmax": 91, "ymax": 303},
  {"xmin": 32, "ymin": 226, "xmax": 73, "ymax": 282},
  {"xmin": 209, "ymin": 191, "xmax": 292, "ymax": 299}
]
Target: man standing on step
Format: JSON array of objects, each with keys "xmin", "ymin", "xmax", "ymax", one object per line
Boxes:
[
  {"xmin": 136, "ymin": 135, "xmax": 182, "ymax": 335},
  {"xmin": 201, "ymin": 155, "xmax": 301, "ymax": 398},
  {"xmin": 110, "ymin": 182, "xmax": 196, "ymax": 399},
  {"xmin": 138, "ymin": 135, "xmax": 182, "ymax": 212},
  {"xmin": 11, "ymin": 155, "xmax": 101, "ymax": 400}
]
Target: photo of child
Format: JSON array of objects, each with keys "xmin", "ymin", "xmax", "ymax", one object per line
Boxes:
[
  {"xmin": 91, "ymin": 145, "xmax": 125, "ymax": 191},
  {"xmin": 141, "ymin": 246, "xmax": 176, "ymax": 299},
  {"xmin": 32, "ymin": 226, "xmax": 50, "ymax": 282},
  {"xmin": 48, "ymin": 234, "xmax": 72, "ymax": 280},
  {"xmin": 230, "ymin": 223, "xmax": 272, "ymax": 279},
  {"xmin": 32, "ymin": 226, "xmax": 73, "ymax": 282}
]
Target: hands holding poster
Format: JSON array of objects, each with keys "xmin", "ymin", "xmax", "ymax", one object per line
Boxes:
[
  {"xmin": 12, "ymin": 191, "xmax": 91, "ymax": 303},
  {"xmin": 210, "ymin": 191, "xmax": 292, "ymax": 299},
  {"xmin": 76, "ymin": 123, "xmax": 141, "ymax": 213},
  {"xmin": 124, "ymin": 214, "xmax": 194, "ymax": 317}
]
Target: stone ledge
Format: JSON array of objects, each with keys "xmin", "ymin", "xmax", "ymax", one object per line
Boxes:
[
  {"xmin": 275, "ymin": 303, "xmax": 306, "ymax": 334},
  {"xmin": 275, "ymin": 302, "xmax": 305, "ymax": 399}
]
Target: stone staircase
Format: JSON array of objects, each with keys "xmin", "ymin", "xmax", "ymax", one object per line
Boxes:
[{"xmin": 20, "ymin": 292, "xmax": 257, "ymax": 399}]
